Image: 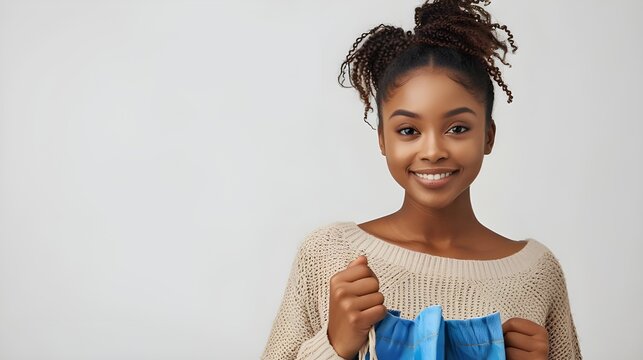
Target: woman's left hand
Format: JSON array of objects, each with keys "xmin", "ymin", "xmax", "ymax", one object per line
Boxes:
[{"xmin": 502, "ymin": 317, "xmax": 549, "ymax": 360}]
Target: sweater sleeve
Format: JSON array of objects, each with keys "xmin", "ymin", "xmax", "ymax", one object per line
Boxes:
[
  {"xmin": 544, "ymin": 254, "xmax": 583, "ymax": 360},
  {"xmin": 261, "ymin": 228, "xmax": 346, "ymax": 360}
]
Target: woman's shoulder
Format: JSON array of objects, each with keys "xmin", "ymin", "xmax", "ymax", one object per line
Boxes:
[
  {"xmin": 287, "ymin": 221, "xmax": 362, "ymax": 286},
  {"xmin": 524, "ymin": 239, "xmax": 571, "ymax": 279},
  {"xmin": 293, "ymin": 221, "xmax": 360, "ymax": 261},
  {"xmin": 486, "ymin": 237, "xmax": 569, "ymax": 278},
  {"xmin": 297, "ymin": 220, "xmax": 351, "ymax": 243}
]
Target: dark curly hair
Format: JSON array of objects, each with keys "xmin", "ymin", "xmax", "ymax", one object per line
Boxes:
[{"xmin": 338, "ymin": 0, "xmax": 517, "ymax": 130}]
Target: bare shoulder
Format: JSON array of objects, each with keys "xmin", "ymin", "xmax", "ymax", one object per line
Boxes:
[
  {"xmin": 478, "ymin": 227, "xmax": 529, "ymax": 259},
  {"xmin": 356, "ymin": 217, "xmax": 388, "ymax": 236}
]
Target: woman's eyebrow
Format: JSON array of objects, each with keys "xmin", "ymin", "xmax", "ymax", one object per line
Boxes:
[
  {"xmin": 388, "ymin": 107, "xmax": 476, "ymax": 120},
  {"xmin": 389, "ymin": 109, "xmax": 420, "ymax": 120},
  {"xmin": 443, "ymin": 107, "xmax": 476, "ymax": 118}
]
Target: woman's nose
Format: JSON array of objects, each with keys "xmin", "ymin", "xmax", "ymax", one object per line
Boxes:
[{"xmin": 420, "ymin": 132, "xmax": 448, "ymax": 162}]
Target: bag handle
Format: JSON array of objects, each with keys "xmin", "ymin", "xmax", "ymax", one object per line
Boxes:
[{"xmin": 358, "ymin": 326, "xmax": 378, "ymax": 360}]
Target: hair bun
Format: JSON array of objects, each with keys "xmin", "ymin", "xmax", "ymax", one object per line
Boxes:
[
  {"xmin": 413, "ymin": 0, "xmax": 484, "ymax": 30},
  {"xmin": 411, "ymin": 0, "xmax": 517, "ymax": 103},
  {"xmin": 412, "ymin": 0, "xmax": 517, "ymax": 63}
]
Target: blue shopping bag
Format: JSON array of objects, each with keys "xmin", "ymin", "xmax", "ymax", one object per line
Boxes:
[{"xmin": 359, "ymin": 304, "xmax": 505, "ymax": 360}]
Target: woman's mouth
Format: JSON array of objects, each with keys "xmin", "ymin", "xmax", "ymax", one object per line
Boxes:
[
  {"xmin": 413, "ymin": 171, "xmax": 455, "ymax": 180},
  {"xmin": 411, "ymin": 170, "xmax": 459, "ymax": 188}
]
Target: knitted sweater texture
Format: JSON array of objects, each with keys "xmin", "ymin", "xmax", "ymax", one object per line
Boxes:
[{"xmin": 262, "ymin": 221, "xmax": 582, "ymax": 359}]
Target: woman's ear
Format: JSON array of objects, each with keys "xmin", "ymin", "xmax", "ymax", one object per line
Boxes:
[
  {"xmin": 484, "ymin": 119, "xmax": 496, "ymax": 155},
  {"xmin": 378, "ymin": 127, "xmax": 386, "ymax": 156}
]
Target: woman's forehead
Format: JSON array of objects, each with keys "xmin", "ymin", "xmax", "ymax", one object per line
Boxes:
[{"xmin": 383, "ymin": 69, "xmax": 484, "ymax": 116}]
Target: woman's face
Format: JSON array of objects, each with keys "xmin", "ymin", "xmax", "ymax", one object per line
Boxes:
[{"xmin": 378, "ymin": 67, "xmax": 495, "ymax": 210}]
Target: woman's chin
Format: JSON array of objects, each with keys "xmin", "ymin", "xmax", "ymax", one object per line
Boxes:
[
  {"xmin": 404, "ymin": 192, "xmax": 458, "ymax": 211},
  {"xmin": 402, "ymin": 184, "xmax": 472, "ymax": 211}
]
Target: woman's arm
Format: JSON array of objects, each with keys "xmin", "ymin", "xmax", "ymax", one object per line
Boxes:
[
  {"xmin": 261, "ymin": 229, "xmax": 346, "ymax": 360},
  {"xmin": 544, "ymin": 256, "xmax": 583, "ymax": 359}
]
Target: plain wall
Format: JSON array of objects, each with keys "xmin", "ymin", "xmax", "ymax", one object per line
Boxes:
[{"xmin": 1, "ymin": 0, "xmax": 642, "ymax": 359}]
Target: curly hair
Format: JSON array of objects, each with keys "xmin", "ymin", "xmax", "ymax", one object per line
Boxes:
[{"xmin": 338, "ymin": 0, "xmax": 517, "ymax": 130}]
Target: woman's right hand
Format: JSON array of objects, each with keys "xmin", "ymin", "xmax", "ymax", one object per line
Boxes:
[{"xmin": 327, "ymin": 255, "xmax": 387, "ymax": 359}]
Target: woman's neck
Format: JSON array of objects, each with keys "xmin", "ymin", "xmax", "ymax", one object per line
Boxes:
[{"xmin": 384, "ymin": 187, "xmax": 483, "ymax": 250}]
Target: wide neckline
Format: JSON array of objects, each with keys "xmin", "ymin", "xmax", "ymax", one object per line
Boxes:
[{"xmin": 339, "ymin": 221, "xmax": 548, "ymax": 279}]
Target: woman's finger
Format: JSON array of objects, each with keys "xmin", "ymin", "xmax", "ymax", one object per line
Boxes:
[
  {"xmin": 502, "ymin": 317, "xmax": 546, "ymax": 337},
  {"xmin": 504, "ymin": 331, "xmax": 540, "ymax": 352},
  {"xmin": 357, "ymin": 304, "xmax": 388, "ymax": 329},
  {"xmin": 331, "ymin": 263, "xmax": 375, "ymax": 283},
  {"xmin": 352, "ymin": 291, "xmax": 385, "ymax": 311},
  {"xmin": 349, "ymin": 276, "xmax": 380, "ymax": 296},
  {"xmin": 505, "ymin": 346, "xmax": 529, "ymax": 360}
]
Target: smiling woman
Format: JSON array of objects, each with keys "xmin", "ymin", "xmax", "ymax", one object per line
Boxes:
[
  {"xmin": 378, "ymin": 70, "xmax": 492, "ymax": 210},
  {"xmin": 261, "ymin": 0, "xmax": 582, "ymax": 359}
]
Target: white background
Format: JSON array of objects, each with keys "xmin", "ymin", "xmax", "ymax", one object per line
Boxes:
[{"xmin": 1, "ymin": 0, "xmax": 642, "ymax": 359}]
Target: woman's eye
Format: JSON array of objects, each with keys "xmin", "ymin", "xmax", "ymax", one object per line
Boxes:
[
  {"xmin": 448, "ymin": 125, "xmax": 469, "ymax": 134},
  {"xmin": 398, "ymin": 128, "xmax": 418, "ymax": 136}
]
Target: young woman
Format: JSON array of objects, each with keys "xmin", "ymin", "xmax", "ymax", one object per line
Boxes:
[{"xmin": 262, "ymin": 1, "xmax": 582, "ymax": 359}]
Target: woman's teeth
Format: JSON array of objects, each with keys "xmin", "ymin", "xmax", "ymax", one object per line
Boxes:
[{"xmin": 413, "ymin": 171, "xmax": 453, "ymax": 181}]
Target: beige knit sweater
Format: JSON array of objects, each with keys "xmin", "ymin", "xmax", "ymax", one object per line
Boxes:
[{"xmin": 262, "ymin": 221, "xmax": 582, "ymax": 359}]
